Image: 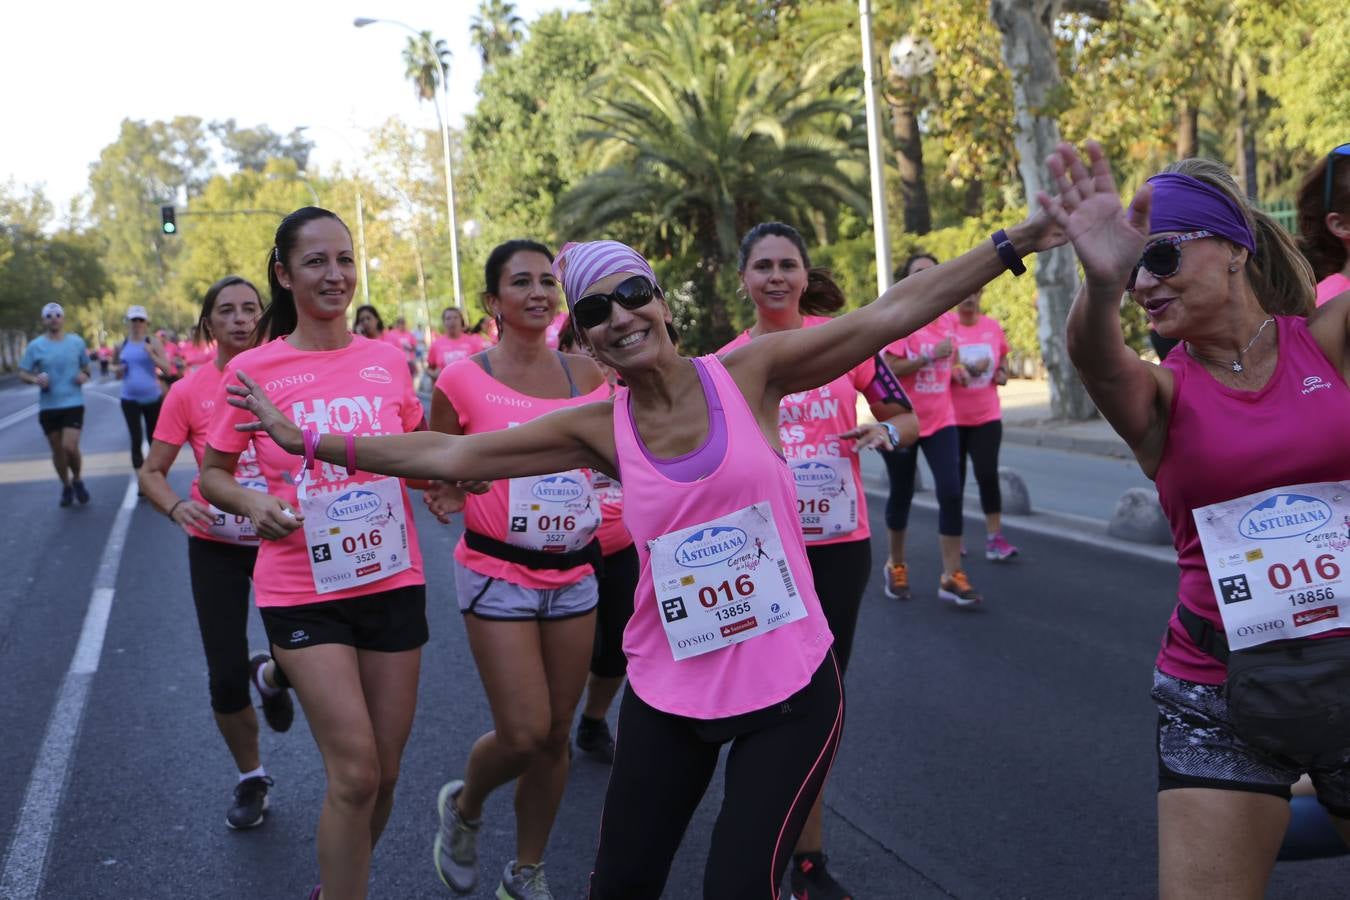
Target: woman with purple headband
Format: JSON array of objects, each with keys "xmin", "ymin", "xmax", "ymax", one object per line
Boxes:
[
  {"xmin": 225, "ymin": 205, "xmax": 1066, "ymax": 895},
  {"xmin": 1053, "ymin": 142, "xmax": 1350, "ymax": 895}
]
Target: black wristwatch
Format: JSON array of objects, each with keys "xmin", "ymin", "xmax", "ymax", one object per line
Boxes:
[{"xmin": 991, "ymin": 229, "xmax": 1026, "ymax": 277}]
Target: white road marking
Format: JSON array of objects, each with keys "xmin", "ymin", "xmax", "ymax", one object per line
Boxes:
[
  {"xmin": 0, "ymin": 404, "xmax": 37, "ymax": 431},
  {"xmin": 0, "ymin": 476, "xmax": 139, "ymax": 899}
]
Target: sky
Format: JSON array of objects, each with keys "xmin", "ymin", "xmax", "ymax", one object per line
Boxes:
[{"xmin": 0, "ymin": 0, "xmax": 584, "ymax": 218}]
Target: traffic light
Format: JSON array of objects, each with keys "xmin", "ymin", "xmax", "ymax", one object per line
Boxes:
[{"xmin": 160, "ymin": 205, "xmax": 177, "ymax": 235}]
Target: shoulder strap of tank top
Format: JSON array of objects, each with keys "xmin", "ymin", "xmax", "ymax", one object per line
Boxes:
[
  {"xmin": 556, "ymin": 351, "xmax": 580, "ymax": 398},
  {"xmin": 475, "ymin": 348, "xmax": 493, "ymax": 377}
]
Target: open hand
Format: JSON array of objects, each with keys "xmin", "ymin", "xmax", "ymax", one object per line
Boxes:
[
  {"xmin": 1037, "ymin": 141, "xmax": 1150, "ymax": 290},
  {"xmin": 227, "ymin": 370, "xmax": 303, "ymax": 454},
  {"xmin": 839, "ymin": 423, "xmax": 894, "ymax": 452}
]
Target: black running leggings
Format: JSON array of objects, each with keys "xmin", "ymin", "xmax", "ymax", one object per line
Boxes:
[
  {"xmin": 592, "ymin": 544, "xmax": 640, "ymax": 679},
  {"xmin": 805, "ymin": 539, "xmax": 870, "ymax": 676},
  {"xmin": 187, "ymin": 537, "xmax": 258, "ymax": 714},
  {"xmin": 957, "ymin": 419, "xmax": 1003, "ymax": 516},
  {"xmin": 120, "ymin": 397, "xmax": 162, "ymax": 469},
  {"xmin": 589, "ymin": 652, "xmax": 844, "ymax": 899},
  {"xmin": 880, "ymin": 424, "xmax": 963, "ymax": 536}
]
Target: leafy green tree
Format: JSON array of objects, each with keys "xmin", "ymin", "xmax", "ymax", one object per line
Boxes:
[
  {"xmin": 402, "ymin": 32, "xmax": 452, "ymax": 103},
  {"xmin": 556, "ymin": 3, "xmax": 869, "ymax": 348},
  {"xmin": 470, "ymin": 0, "xmax": 526, "ymax": 67},
  {"xmin": 211, "ymin": 120, "xmax": 314, "ymax": 173}
]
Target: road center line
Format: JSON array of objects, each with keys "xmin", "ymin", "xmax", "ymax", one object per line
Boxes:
[{"xmin": 0, "ymin": 476, "xmax": 139, "ymax": 900}]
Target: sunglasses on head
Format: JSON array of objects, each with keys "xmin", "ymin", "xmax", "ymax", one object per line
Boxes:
[
  {"xmin": 1126, "ymin": 230, "xmax": 1214, "ymax": 292},
  {"xmin": 1325, "ymin": 143, "xmax": 1350, "ymax": 213},
  {"xmin": 572, "ymin": 275, "xmax": 657, "ymax": 330}
]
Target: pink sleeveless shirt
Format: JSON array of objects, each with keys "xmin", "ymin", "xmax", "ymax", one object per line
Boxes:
[
  {"xmin": 1155, "ymin": 316, "xmax": 1350, "ymax": 683},
  {"xmin": 437, "ymin": 356, "xmax": 609, "ymax": 589},
  {"xmin": 614, "ymin": 355, "xmax": 833, "ymax": 719}
]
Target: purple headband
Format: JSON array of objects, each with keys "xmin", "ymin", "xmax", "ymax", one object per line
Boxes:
[
  {"xmin": 1146, "ymin": 172, "xmax": 1255, "ymax": 252},
  {"xmin": 552, "ymin": 240, "xmax": 659, "ymax": 308}
]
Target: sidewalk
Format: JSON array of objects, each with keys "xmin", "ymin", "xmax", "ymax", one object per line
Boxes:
[{"xmin": 997, "ymin": 378, "xmax": 1130, "ymax": 459}]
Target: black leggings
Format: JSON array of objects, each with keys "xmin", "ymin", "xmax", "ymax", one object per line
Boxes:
[
  {"xmin": 187, "ymin": 537, "xmax": 258, "ymax": 714},
  {"xmin": 592, "ymin": 544, "xmax": 640, "ymax": 679},
  {"xmin": 805, "ymin": 539, "xmax": 870, "ymax": 676},
  {"xmin": 880, "ymin": 424, "xmax": 963, "ymax": 536},
  {"xmin": 120, "ymin": 397, "xmax": 162, "ymax": 469},
  {"xmin": 589, "ymin": 652, "xmax": 844, "ymax": 899},
  {"xmin": 957, "ymin": 420, "xmax": 1003, "ymax": 516}
]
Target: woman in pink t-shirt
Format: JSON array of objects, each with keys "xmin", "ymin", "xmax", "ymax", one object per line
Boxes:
[
  {"xmin": 427, "ymin": 239, "xmax": 610, "ymax": 898},
  {"xmin": 720, "ymin": 221, "xmax": 918, "ymax": 900},
  {"xmin": 880, "ymin": 253, "xmax": 981, "ymax": 607},
  {"xmin": 950, "ymin": 289, "xmax": 1019, "ymax": 561},
  {"xmin": 426, "ymin": 306, "xmax": 485, "ymax": 383},
  {"xmin": 201, "ymin": 208, "xmax": 430, "ymax": 900},
  {"xmin": 230, "ymin": 209, "xmax": 1066, "ymax": 897},
  {"xmin": 1296, "ymin": 144, "xmax": 1350, "ymax": 307},
  {"xmin": 139, "ymin": 275, "xmax": 295, "ymax": 831}
]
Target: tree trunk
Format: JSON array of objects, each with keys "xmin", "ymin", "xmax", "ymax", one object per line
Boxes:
[
  {"xmin": 964, "ymin": 178, "xmax": 984, "ymax": 218},
  {"xmin": 1176, "ymin": 97, "xmax": 1198, "ymax": 159},
  {"xmin": 889, "ymin": 86, "xmax": 932, "ymax": 235},
  {"xmin": 991, "ymin": 0, "xmax": 1097, "ymax": 421}
]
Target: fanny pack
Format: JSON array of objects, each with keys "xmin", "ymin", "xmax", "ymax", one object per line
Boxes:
[
  {"xmin": 1177, "ymin": 603, "xmax": 1350, "ymax": 763},
  {"xmin": 464, "ymin": 530, "xmax": 603, "ymax": 575}
]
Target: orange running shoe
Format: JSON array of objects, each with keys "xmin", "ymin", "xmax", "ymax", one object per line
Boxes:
[
  {"xmin": 884, "ymin": 561, "xmax": 910, "ymax": 601},
  {"xmin": 938, "ymin": 569, "xmax": 982, "ymax": 607}
]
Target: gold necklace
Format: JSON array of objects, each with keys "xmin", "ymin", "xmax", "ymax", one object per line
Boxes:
[{"xmin": 1185, "ymin": 318, "xmax": 1274, "ymax": 374}]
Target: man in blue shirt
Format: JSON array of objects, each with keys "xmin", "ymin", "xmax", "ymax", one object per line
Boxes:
[{"xmin": 19, "ymin": 302, "xmax": 92, "ymax": 506}]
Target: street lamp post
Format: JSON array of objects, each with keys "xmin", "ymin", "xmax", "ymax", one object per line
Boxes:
[
  {"xmin": 354, "ymin": 16, "xmax": 464, "ymax": 312},
  {"xmin": 858, "ymin": 0, "xmax": 892, "ymax": 296}
]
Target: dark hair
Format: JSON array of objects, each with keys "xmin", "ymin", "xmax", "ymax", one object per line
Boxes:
[
  {"xmin": 256, "ymin": 206, "xmax": 351, "ymax": 341},
  {"xmin": 198, "ymin": 275, "xmax": 260, "ymax": 344},
  {"xmin": 353, "ymin": 304, "xmax": 385, "ymax": 334},
  {"xmin": 895, "ymin": 252, "xmax": 938, "ymax": 282},
  {"xmin": 737, "ymin": 222, "xmax": 845, "ymax": 316},
  {"xmin": 468, "ymin": 316, "xmax": 492, "ymax": 335},
  {"xmin": 1164, "ymin": 158, "xmax": 1313, "ymax": 316},
  {"xmin": 484, "ymin": 240, "xmax": 554, "ymax": 298},
  {"xmin": 442, "ymin": 306, "xmax": 465, "ymax": 325},
  {"xmin": 1296, "ymin": 153, "xmax": 1350, "ymax": 282}
]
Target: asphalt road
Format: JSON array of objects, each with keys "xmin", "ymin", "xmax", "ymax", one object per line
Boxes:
[{"xmin": 1, "ymin": 376, "xmax": 1348, "ymax": 898}]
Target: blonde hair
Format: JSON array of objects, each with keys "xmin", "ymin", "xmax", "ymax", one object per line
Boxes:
[{"xmin": 1163, "ymin": 158, "xmax": 1315, "ymax": 317}]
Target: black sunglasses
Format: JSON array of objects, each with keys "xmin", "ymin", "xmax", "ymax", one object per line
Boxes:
[
  {"xmin": 1126, "ymin": 230, "xmax": 1213, "ymax": 292},
  {"xmin": 1325, "ymin": 143, "xmax": 1350, "ymax": 213},
  {"xmin": 572, "ymin": 275, "xmax": 657, "ymax": 330}
]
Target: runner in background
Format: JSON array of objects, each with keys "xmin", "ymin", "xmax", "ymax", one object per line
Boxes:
[
  {"xmin": 558, "ymin": 316, "xmax": 638, "ymax": 764},
  {"xmin": 426, "ymin": 307, "xmax": 485, "ymax": 384},
  {"xmin": 202, "ymin": 207, "xmax": 431, "ymax": 900},
  {"xmin": 18, "ymin": 301, "xmax": 91, "ymax": 506},
  {"xmin": 880, "ymin": 255, "xmax": 979, "ymax": 607},
  {"xmin": 114, "ymin": 305, "xmax": 172, "ymax": 472},
  {"xmin": 139, "ymin": 275, "xmax": 296, "ymax": 830},
  {"xmin": 428, "ymin": 240, "xmax": 608, "ymax": 900},
  {"xmin": 721, "ymin": 221, "xmax": 919, "ymax": 900},
  {"xmin": 950, "ymin": 289, "xmax": 1019, "ymax": 562},
  {"xmin": 1297, "ymin": 143, "xmax": 1350, "ymax": 306},
  {"xmin": 543, "ymin": 310, "xmax": 569, "ymax": 349},
  {"xmin": 353, "ymin": 304, "xmax": 386, "ymax": 341},
  {"xmin": 387, "ymin": 315, "xmax": 419, "ymax": 377},
  {"xmin": 470, "ymin": 315, "xmax": 500, "ymax": 345}
]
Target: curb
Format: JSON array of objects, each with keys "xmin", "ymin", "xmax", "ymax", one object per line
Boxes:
[{"xmin": 1002, "ymin": 424, "xmax": 1132, "ymax": 460}]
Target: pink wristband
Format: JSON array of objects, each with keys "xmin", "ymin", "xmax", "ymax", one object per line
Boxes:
[
  {"xmin": 302, "ymin": 427, "xmax": 318, "ymax": 471},
  {"xmin": 344, "ymin": 434, "xmax": 357, "ymax": 476}
]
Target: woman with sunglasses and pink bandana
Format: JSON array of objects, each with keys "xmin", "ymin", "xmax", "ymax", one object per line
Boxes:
[
  {"xmin": 1053, "ymin": 142, "xmax": 1350, "ymax": 897},
  {"xmin": 228, "ymin": 206, "xmax": 1066, "ymax": 896},
  {"xmin": 1296, "ymin": 143, "xmax": 1350, "ymax": 307}
]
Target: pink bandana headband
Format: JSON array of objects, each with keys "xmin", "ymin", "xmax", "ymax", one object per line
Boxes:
[{"xmin": 552, "ymin": 240, "xmax": 659, "ymax": 308}]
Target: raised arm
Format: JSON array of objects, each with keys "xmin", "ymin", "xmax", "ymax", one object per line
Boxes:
[
  {"xmin": 723, "ymin": 211, "xmax": 1064, "ymax": 405},
  {"xmin": 228, "ymin": 370, "xmax": 619, "ymax": 484}
]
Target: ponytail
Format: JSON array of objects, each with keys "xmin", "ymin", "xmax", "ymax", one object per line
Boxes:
[
  {"xmin": 1164, "ymin": 159, "xmax": 1314, "ymax": 317},
  {"xmin": 254, "ymin": 206, "xmax": 350, "ymax": 343}
]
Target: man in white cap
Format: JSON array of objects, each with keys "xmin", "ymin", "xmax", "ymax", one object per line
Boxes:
[{"xmin": 18, "ymin": 302, "xmax": 92, "ymax": 506}]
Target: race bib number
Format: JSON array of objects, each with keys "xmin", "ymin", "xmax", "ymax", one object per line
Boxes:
[
  {"xmin": 506, "ymin": 470, "xmax": 601, "ymax": 553},
  {"xmin": 300, "ymin": 475, "xmax": 411, "ymax": 595},
  {"xmin": 790, "ymin": 457, "xmax": 858, "ymax": 541},
  {"xmin": 207, "ymin": 476, "xmax": 268, "ymax": 544},
  {"xmin": 648, "ymin": 502, "xmax": 807, "ymax": 660},
  {"xmin": 1193, "ymin": 481, "xmax": 1350, "ymax": 651}
]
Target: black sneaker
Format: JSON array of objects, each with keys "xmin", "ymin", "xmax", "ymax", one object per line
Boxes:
[
  {"xmin": 72, "ymin": 480, "xmax": 90, "ymax": 504},
  {"xmin": 250, "ymin": 653, "xmax": 294, "ymax": 733},
  {"xmin": 575, "ymin": 715, "xmax": 615, "ymax": 764},
  {"xmin": 790, "ymin": 852, "xmax": 853, "ymax": 900},
  {"xmin": 226, "ymin": 774, "xmax": 273, "ymax": 829},
  {"xmin": 59, "ymin": 484, "xmax": 74, "ymax": 507}
]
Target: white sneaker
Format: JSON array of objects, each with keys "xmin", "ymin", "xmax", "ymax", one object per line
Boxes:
[{"xmin": 433, "ymin": 780, "xmax": 480, "ymax": 894}]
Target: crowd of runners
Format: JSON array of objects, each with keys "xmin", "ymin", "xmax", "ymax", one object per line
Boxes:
[{"xmin": 13, "ymin": 137, "xmax": 1350, "ymax": 899}]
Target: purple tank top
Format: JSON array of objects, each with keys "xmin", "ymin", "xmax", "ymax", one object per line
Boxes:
[
  {"xmin": 1155, "ymin": 316, "xmax": 1350, "ymax": 683},
  {"xmin": 632, "ymin": 357, "xmax": 728, "ymax": 482}
]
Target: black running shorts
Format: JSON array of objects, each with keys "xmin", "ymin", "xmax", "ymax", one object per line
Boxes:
[{"xmin": 261, "ymin": 584, "xmax": 428, "ymax": 653}]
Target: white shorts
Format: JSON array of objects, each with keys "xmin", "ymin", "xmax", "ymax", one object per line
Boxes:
[{"xmin": 453, "ymin": 559, "xmax": 598, "ymax": 621}]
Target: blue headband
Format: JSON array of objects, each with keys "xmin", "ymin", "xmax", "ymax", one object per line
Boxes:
[{"xmin": 1147, "ymin": 172, "xmax": 1255, "ymax": 252}]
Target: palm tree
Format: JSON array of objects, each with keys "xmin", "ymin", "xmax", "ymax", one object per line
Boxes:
[
  {"xmin": 470, "ymin": 0, "xmax": 525, "ymax": 68},
  {"xmin": 402, "ymin": 31, "xmax": 452, "ymax": 103},
  {"xmin": 555, "ymin": 7, "xmax": 868, "ymax": 347}
]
